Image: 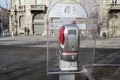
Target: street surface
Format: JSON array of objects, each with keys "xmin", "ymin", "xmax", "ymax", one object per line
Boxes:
[
  {"xmin": 0, "ymin": 36, "xmax": 120, "ymax": 80},
  {"xmin": 0, "ymin": 36, "xmax": 120, "ymax": 48},
  {"xmin": 0, "ymin": 46, "xmax": 58, "ymax": 80}
]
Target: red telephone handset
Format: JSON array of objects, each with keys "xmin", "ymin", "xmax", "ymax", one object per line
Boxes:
[{"xmin": 60, "ymin": 27, "xmax": 65, "ymax": 45}]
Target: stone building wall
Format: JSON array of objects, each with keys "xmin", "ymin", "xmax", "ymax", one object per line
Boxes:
[
  {"xmin": 9, "ymin": 0, "xmax": 49, "ymax": 35},
  {"xmin": 9, "ymin": 0, "xmax": 120, "ymax": 37},
  {"xmin": 98, "ymin": 0, "xmax": 120, "ymax": 37}
]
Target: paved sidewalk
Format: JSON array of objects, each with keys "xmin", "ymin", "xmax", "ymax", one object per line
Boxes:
[
  {"xmin": 0, "ymin": 35, "xmax": 120, "ymax": 48},
  {"xmin": 96, "ymin": 37, "xmax": 120, "ymax": 48},
  {"xmin": 0, "ymin": 35, "xmax": 48, "ymax": 47}
]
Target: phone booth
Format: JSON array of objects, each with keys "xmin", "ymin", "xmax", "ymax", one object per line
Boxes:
[{"xmin": 46, "ymin": 0, "xmax": 98, "ymax": 80}]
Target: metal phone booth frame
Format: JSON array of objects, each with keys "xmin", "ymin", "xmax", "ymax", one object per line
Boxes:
[{"xmin": 46, "ymin": 0, "xmax": 98, "ymax": 80}]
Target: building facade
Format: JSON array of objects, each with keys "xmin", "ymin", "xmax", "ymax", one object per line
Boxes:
[
  {"xmin": 0, "ymin": 6, "xmax": 9, "ymax": 34},
  {"xmin": 98, "ymin": 0, "xmax": 120, "ymax": 37},
  {"xmin": 9, "ymin": 0, "xmax": 99, "ymax": 36},
  {"xmin": 9, "ymin": 0, "xmax": 52, "ymax": 35}
]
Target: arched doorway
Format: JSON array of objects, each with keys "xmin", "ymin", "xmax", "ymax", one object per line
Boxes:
[
  {"xmin": 32, "ymin": 13, "xmax": 45, "ymax": 35},
  {"xmin": 108, "ymin": 13, "xmax": 120, "ymax": 37}
]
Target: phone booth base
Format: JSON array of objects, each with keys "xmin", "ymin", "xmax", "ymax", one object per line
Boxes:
[
  {"xmin": 59, "ymin": 74, "xmax": 75, "ymax": 80},
  {"xmin": 60, "ymin": 60, "xmax": 78, "ymax": 71}
]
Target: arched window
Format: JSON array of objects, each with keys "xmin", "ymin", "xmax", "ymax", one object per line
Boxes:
[
  {"xmin": 32, "ymin": 13, "xmax": 45, "ymax": 35},
  {"xmin": 35, "ymin": 0, "xmax": 42, "ymax": 5},
  {"xmin": 19, "ymin": 16, "xmax": 24, "ymax": 28},
  {"xmin": 19, "ymin": 0, "xmax": 24, "ymax": 6},
  {"xmin": 33, "ymin": 13, "xmax": 44, "ymax": 20}
]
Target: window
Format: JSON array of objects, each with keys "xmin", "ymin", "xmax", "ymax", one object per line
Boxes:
[
  {"xmin": 19, "ymin": 0, "xmax": 24, "ymax": 6},
  {"xmin": 11, "ymin": 0, "xmax": 14, "ymax": 7},
  {"xmin": 35, "ymin": 0, "xmax": 42, "ymax": 5},
  {"xmin": 19, "ymin": 16, "xmax": 24, "ymax": 28},
  {"xmin": 34, "ymin": 14, "xmax": 44, "ymax": 20}
]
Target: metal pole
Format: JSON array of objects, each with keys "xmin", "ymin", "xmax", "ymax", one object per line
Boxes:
[
  {"xmin": 1, "ymin": 23, "xmax": 4, "ymax": 37},
  {"xmin": 59, "ymin": 60, "xmax": 77, "ymax": 80},
  {"xmin": 59, "ymin": 74, "xmax": 75, "ymax": 80},
  {"xmin": 11, "ymin": 28, "xmax": 14, "ymax": 37}
]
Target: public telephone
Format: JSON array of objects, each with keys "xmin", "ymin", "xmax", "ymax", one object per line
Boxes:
[{"xmin": 59, "ymin": 24, "xmax": 80, "ymax": 62}]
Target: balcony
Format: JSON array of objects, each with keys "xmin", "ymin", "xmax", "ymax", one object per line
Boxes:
[
  {"xmin": 8, "ymin": 9, "xmax": 11, "ymax": 14},
  {"xmin": 31, "ymin": 5, "xmax": 46, "ymax": 12},
  {"xmin": 108, "ymin": 4, "xmax": 120, "ymax": 11},
  {"xmin": 18, "ymin": 6, "xmax": 26, "ymax": 12}
]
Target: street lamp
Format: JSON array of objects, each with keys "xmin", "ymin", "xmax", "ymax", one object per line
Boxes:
[{"xmin": 14, "ymin": 5, "xmax": 18, "ymax": 35}]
